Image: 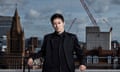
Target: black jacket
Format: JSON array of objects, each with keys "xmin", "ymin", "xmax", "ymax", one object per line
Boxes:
[{"xmin": 34, "ymin": 32, "xmax": 86, "ymax": 72}]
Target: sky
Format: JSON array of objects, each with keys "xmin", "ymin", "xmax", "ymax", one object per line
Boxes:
[{"xmin": 0, "ymin": 0, "xmax": 120, "ymax": 42}]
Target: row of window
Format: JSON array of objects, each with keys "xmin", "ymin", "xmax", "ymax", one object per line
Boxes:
[{"xmin": 86, "ymin": 56, "xmax": 119, "ymax": 64}]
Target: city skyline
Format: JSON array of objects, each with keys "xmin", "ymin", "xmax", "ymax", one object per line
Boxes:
[{"xmin": 0, "ymin": 0, "xmax": 120, "ymax": 42}]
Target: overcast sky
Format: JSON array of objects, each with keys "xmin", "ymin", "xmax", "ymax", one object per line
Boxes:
[{"xmin": 0, "ymin": 0, "xmax": 120, "ymax": 42}]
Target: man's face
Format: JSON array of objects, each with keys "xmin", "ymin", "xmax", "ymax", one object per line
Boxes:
[{"xmin": 52, "ymin": 18, "xmax": 65, "ymax": 33}]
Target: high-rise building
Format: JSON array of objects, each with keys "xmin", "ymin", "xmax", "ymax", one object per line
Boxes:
[
  {"xmin": 0, "ymin": 16, "xmax": 12, "ymax": 37},
  {"xmin": 0, "ymin": 16, "xmax": 12, "ymax": 52},
  {"xmin": 6, "ymin": 8, "xmax": 25, "ymax": 69}
]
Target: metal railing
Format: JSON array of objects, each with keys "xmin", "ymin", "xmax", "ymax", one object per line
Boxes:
[
  {"xmin": 86, "ymin": 56, "xmax": 120, "ymax": 69},
  {"xmin": 0, "ymin": 69, "xmax": 119, "ymax": 72},
  {"xmin": 0, "ymin": 56, "xmax": 120, "ymax": 72}
]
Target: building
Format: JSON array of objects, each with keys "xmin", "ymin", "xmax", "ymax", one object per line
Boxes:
[
  {"xmin": 85, "ymin": 26, "xmax": 120, "ymax": 69},
  {"xmin": 86, "ymin": 26, "xmax": 111, "ymax": 50},
  {"xmin": 27, "ymin": 37, "xmax": 39, "ymax": 53},
  {"xmin": 0, "ymin": 16, "xmax": 12, "ymax": 52},
  {"xmin": 25, "ymin": 37, "xmax": 42, "ymax": 53},
  {"xmin": 0, "ymin": 16, "xmax": 12, "ymax": 37},
  {"xmin": 5, "ymin": 8, "xmax": 25, "ymax": 69}
]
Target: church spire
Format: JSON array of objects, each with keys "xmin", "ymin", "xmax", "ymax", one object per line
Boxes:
[
  {"xmin": 11, "ymin": 8, "xmax": 22, "ymax": 34},
  {"xmin": 14, "ymin": 8, "xmax": 19, "ymax": 18}
]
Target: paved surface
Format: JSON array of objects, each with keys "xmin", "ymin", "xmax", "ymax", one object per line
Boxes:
[{"xmin": 0, "ymin": 69, "xmax": 120, "ymax": 72}]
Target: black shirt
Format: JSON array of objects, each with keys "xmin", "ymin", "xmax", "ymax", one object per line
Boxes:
[{"xmin": 51, "ymin": 31, "xmax": 70, "ymax": 72}]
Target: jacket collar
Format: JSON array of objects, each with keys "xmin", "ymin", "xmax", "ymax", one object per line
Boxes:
[{"xmin": 53, "ymin": 31, "xmax": 66, "ymax": 38}]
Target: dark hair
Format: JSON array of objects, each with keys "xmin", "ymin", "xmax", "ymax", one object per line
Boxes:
[{"xmin": 50, "ymin": 13, "xmax": 64, "ymax": 24}]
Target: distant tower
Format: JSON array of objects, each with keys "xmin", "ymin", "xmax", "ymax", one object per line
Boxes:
[{"xmin": 6, "ymin": 8, "xmax": 25, "ymax": 69}]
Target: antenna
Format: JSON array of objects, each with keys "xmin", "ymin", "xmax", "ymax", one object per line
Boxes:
[
  {"xmin": 15, "ymin": 3, "xmax": 18, "ymax": 9},
  {"xmin": 16, "ymin": 3, "xmax": 17, "ymax": 8}
]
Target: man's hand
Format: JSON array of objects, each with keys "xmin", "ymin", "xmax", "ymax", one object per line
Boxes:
[
  {"xmin": 79, "ymin": 65, "xmax": 86, "ymax": 72},
  {"xmin": 28, "ymin": 58, "xmax": 33, "ymax": 67}
]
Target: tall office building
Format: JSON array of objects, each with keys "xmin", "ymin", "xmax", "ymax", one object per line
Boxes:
[
  {"xmin": 0, "ymin": 16, "xmax": 12, "ymax": 52},
  {"xmin": 0, "ymin": 16, "xmax": 12, "ymax": 37}
]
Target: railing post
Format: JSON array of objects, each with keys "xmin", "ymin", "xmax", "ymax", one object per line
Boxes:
[
  {"xmin": 23, "ymin": 56, "xmax": 25, "ymax": 72},
  {"xmin": 113, "ymin": 56, "xmax": 118, "ymax": 69},
  {"xmin": 28, "ymin": 65, "xmax": 30, "ymax": 72}
]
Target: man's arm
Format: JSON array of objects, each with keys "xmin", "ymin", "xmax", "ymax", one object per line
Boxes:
[
  {"xmin": 73, "ymin": 35, "xmax": 86, "ymax": 71},
  {"xmin": 28, "ymin": 36, "xmax": 46, "ymax": 66},
  {"xmin": 32, "ymin": 36, "xmax": 46, "ymax": 59}
]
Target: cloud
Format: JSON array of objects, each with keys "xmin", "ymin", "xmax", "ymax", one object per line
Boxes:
[
  {"xmin": 30, "ymin": 9, "xmax": 40, "ymax": 17},
  {"xmin": 0, "ymin": 0, "xmax": 27, "ymax": 6},
  {"xmin": 0, "ymin": 0, "xmax": 27, "ymax": 15},
  {"xmin": 112, "ymin": 0, "xmax": 120, "ymax": 5},
  {"xmin": 23, "ymin": 8, "xmax": 52, "ymax": 26},
  {"xmin": 25, "ymin": 9, "xmax": 40, "ymax": 19},
  {"xmin": 85, "ymin": 0, "xmax": 120, "ymax": 14},
  {"xmin": 55, "ymin": 9, "xmax": 63, "ymax": 14},
  {"xmin": 85, "ymin": 0, "xmax": 110, "ymax": 13},
  {"xmin": 23, "ymin": 9, "xmax": 41, "ymax": 26}
]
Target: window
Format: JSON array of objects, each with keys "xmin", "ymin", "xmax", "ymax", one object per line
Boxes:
[
  {"xmin": 93, "ymin": 56, "xmax": 99, "ymax": 64},
  {"xmin": 87, "ymin": 56, "xmax": 92, "ymax": 64}
]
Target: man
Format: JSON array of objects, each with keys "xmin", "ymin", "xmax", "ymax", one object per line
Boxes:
[{"xmin": 28, "ymin": 13, "xmax": 86, "ymax": 72}]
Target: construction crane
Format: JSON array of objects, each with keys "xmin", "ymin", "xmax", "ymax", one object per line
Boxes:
[
  {"xmin": 67, "ymin": 18, "xmax": 77, "ymax": 32},
  {"xmin": 103, "ymin": 19, "xmax": 112, "ymax": 32},
  {"xmin": 80, "ymin": 0, "xmax": 112, "ymax": 32},
  {"xmin": 80, "ymin": 0, "xmax": 97, "ymax": 26}
]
